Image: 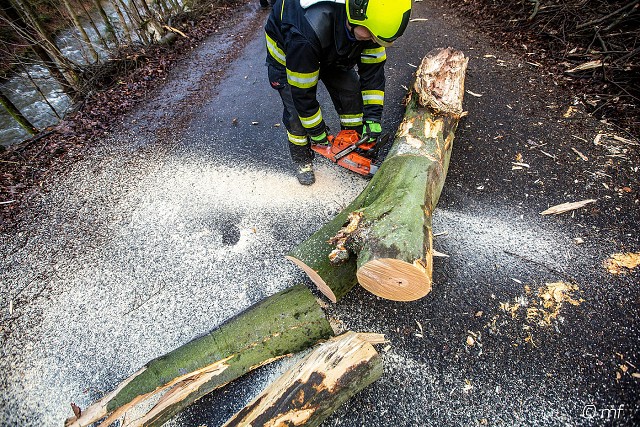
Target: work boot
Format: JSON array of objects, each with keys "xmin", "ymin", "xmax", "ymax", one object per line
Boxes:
[{"xmin": 296, "ymin": 162, "xmax": 315, "ymax": 186}]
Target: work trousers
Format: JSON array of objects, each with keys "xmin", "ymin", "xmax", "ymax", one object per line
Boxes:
[{"xmin": 267, "ymin": 62, "xmax": 363, "ymax": 164}]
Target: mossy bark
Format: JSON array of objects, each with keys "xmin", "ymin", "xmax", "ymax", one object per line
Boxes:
[
  {"xmin": 287, "ymin": 48, "xmax": 468, "ymax": 302},
  {"xmin": 65, "ymin": 284, "xmax": 333, "ymax": 427}
]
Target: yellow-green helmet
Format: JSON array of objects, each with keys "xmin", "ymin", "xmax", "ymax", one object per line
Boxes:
[{"xmin": 346, "ymin": 0, "xmax": 412, "ymax": 47}]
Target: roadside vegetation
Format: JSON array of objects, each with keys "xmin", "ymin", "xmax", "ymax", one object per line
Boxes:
[
  {"xmin": 0, "ymin": 0, "xmax": 241, "ymax": 231},
  {"xmin": 458, "ymin": 0, "xmax": 639, "ymax": 137}
]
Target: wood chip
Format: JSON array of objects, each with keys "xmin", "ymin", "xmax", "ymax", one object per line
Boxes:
[
  {"xmin": 563, "ymin": 106, "xmax": 578, "ymax": 118},
  {"xmin": 540, "ymin": 199, "xmax": 597, "ymax": 215},
  {"xmin": 409, "ymin": 18, "xmax": 428, "ymax": 22},
  {"xmin": 632, "ymin": 373, "xmax": 640, "ymax": 379},
  {"xmin": 612, "ymin": 135, "xmax": 639, "ymax": 146},
  {"xmin": 571, "ymin": 148, "xmax": 589, "ymax": 161},
  {"xmin": 466, "ymin": 90, "xmax": 483, "ymax": 97},
  {"xmin": 512, "ymin": 162, "xmax": 530, "ymax": 168},
  {"xmin": 565, "ymin": 60, "xmax": 602, "ymax": 73},
  {"xmin": 433, "ymin": 250, "xmax": 450, "ymax": 258},
  {"xmin": 604, "ymin": 252, "xmax": 640, "ymax": 275}
]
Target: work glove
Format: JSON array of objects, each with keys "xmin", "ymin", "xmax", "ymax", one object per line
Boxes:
[
  {"xmin": 309, "ymin": 128, "xmax": 329, "ymax": 146},
  {"xmin": 362, "ymin": 120, "xmax": 382, "ymax": 142}
]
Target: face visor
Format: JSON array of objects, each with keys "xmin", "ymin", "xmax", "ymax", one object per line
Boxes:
[{"xmin": 347, "ymin": 0, "xmax": 411, "ymax": 47}]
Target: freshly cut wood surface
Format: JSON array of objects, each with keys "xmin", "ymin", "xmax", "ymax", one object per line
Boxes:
[
  {"xmin": 223, "ymin": 332, "xmax": 385, "ymax": 427},
  {"xmin": 288, "ymin": 48, "xmax": 468, "ymax": 302},
  {"xmin": 65, "ymin": 284, "xmax": 333, "ymax": 427}
]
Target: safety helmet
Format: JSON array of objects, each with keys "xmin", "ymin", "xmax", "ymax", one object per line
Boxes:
[{"xmin": 346, "ymin": 0, "xmax": 412, "ymax": 47}]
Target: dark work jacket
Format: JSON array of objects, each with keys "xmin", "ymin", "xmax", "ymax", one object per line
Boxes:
[{"xmin": 265, "ymin": 0, "xmax": 386, "ymax": 136}]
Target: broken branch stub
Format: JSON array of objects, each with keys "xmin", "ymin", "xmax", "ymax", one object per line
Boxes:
[{"xmin": 287, "ymin": 47, "xmax": 468, "ymax": 302}]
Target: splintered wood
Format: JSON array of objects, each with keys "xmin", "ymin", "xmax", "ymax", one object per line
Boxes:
[{"xmin": 223, "ymin": 332, "xmax": 385, "ymax": 427}]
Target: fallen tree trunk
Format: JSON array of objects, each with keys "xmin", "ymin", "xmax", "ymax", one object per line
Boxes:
[
  {"xmin": 65, "ymin": 284, "xmax": 334, "ymax": 427},
  {"xmin": 287, "ymin": 48, "xmax": 468, "ymax": 302},
  {"xmin": 223, "ymin": 332, "xmax": 385, "ymax": 427}
]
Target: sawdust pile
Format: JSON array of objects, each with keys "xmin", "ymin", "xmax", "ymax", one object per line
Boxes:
[
  {"xmin": 493, "ymin": 282, "xmax": 583, "ymax": 328},
  {"xmin": 604, "ymin": 252, "xmax": 640, "ymax": 275}
]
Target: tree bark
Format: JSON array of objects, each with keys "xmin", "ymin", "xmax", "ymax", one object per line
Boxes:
[
  {"xmin": 110, "ymin": 0, "xmax": 133, "ymax": 44},
  {"xmin": 61, "ymin": 0, "xmax": 99, "ymax": 62},
  {"xmin": 93, "ymin": 0, "xmax": 118, "ymax": 43},
  {"xmin": 0, "ymin": 89, "xmax": 38, "ymax": 134},
  {"xmin": 223, "ymin": 332, "xmax": 385, "ymax": 427},
  {"xmin": 65, "ymin": 284, "xmax": 334, "ymax": 427},
  {"xmin": 287, "ymin": 48, "xmax": 468, "ymax": 302}
]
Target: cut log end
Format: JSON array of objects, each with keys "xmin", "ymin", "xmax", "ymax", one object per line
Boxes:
[
  {"xmin": 357, "ymin": 258, "xmax": 432, "ymax": 301},
  {"xmin": 285, "ymin": 255, "xmax": 337, "ymax": 303}
]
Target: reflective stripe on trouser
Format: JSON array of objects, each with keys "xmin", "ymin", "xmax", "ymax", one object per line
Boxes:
[
  {"xmin": 362, "ymin": 90, "xmax": 384, "ymax": 106},
  {"xmin": 321, "ymin": 67, "xmax": 363, "ymax": 131},
  {"xmin": 267, "ymin": 62, "xmax": 313, "ymax": 164}
]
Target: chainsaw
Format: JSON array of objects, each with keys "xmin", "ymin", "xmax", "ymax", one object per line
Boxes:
[{"xmin": 311, "ymin": 130, "xmax": 390, "ymax": 177}]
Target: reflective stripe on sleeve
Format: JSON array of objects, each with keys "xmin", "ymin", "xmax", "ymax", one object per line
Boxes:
[
  {"xmin": 362, "ymin": 90, "xmax": 384, "ymax": 106},
  {"xmin": 361, "ymin": 47, "xmax": 386, "ymax": 64},
  {"xmin": 265, "ymin": 33, "xmax": 286, "ymax": 66},
  {"xmin": 286, "ymin": 68, "xmax": 319, "ymax": 89},
  {"xmin": 339, "ymin": 113, "xmax": 363, "ymax": 127},
  {"xmin": 299, "ymin": 108, "xmax": 323, "ymax": 129},
  {"xmin": 287, "ymin": 131, "xmax": 308, "ymax": 146}
]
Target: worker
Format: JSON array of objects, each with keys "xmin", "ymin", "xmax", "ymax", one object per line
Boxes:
[{"xmin": 264, "ymin": 0, "xmax": 411, "ymax": 185}]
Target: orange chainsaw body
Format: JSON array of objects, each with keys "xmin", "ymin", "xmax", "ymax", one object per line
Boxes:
[{"xmin": 311, "ymin": 130, "xmax": 379, "ymax": 177}]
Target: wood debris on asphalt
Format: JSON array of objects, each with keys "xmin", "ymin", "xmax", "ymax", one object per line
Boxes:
[
  {"xmin": 565, "ymin": 60, "xmax": 602, "ymax": 73},
  {"xmin": 571, "ymin": 147, "xmax": 589, "ymax": 161},
  {"xmin": 540, "ymin": 199, "xmax": 597, "ymax": 215},
  {"xmin": 604, "ymin": 252, "xmax": 640, "ymax": 275}
]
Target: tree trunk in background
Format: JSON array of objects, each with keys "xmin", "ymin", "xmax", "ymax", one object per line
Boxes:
[
  {"xmin": 287, "ymin": 48, "xmax": 468, "ymax": 302},
  {"xmin": 76, "ymin": 0, "xmax": 110, "ymax": 50},
  {"xmin": 123, "ymin": 0, "xmax": 151, "ymax": 45},
  {"xmin": 111, "ymin": 0, "xmax": 133, "ymax": 44},
  {"xmin": 0, "ymin": 90, "xmax": 38, "ymax": 134},
  {"xmin": 8, "ymin": 0, "xmax": 82, "ymax": 92},
  {"xmin": 61, "ymin": 0, "xmax": 99, "ymax": 62},
  {"xmin": 65, "ymin": 284, "xmax": 335, "ymax": 427},
  {"xmin": 137, "ymin": 0, "xmax": 166, "ymax": 41},
  {"xmin": 93, "ymin": 0, "xmax": 118, "ymax": 43},
  {"xmin": 223, "ymin": 332, "xmax": 385, "ymax": 427}
]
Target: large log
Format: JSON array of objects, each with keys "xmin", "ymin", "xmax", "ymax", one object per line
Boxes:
[
  {"xmin": 223, "ymin": 332, "xmax": 385, "ymax": 427},
  {"xmin": 287, "ymin": 48, "xmax": 468, "ymax": 302},
  {"xmin": 65, "ymin": 284, "xmax": 334, "ymax": 427}
]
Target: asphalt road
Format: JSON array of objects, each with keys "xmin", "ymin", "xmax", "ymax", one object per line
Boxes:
[{"xmin": 1, "ymin": 1, "xmax": 638, "ymax": 426}]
